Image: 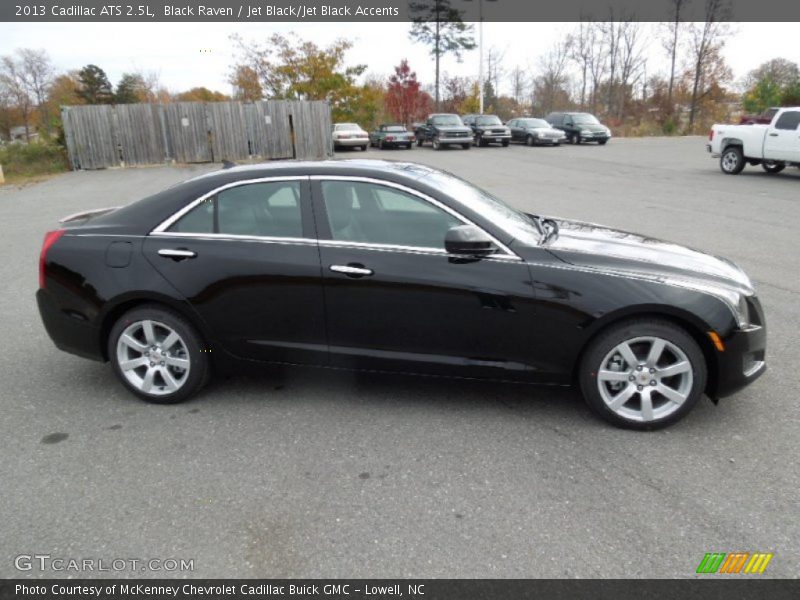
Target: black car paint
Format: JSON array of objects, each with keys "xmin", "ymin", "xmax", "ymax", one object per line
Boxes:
[
  {"xmin": 37, "ymin": 160, "xmax": 765, "ymax": 399},
  {"xmin": 546, "ymin": 112, "xmax": 611, "ymax": 144},
  {"xmin": 414, "ymin": 115, "xmax": 473, "ymax": 147},
  {"xmin": 462, "ymin": 115, "xmax": 511, "ymax": 146}
]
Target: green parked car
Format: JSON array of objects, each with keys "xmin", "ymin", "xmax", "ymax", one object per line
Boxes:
[{"xmin": 369, "ymin": 124, "xmax": 415, "ymax": 149}]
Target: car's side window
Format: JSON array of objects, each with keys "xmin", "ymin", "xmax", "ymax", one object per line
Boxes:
[
  {"xmin": 774, "ymin": 111, "xmax": 800, "ymax": 131},
  {"xmin": 167, "ymin": 180, "xmax": 303, "ymax": 238},
  {"xmin": 320, "ymin": 181, "xmax": 462, "ymax": 250}
]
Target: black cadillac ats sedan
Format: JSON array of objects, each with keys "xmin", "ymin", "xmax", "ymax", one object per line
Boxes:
[{"xmin": 37, "ymin": 160, "xmax": 766, "ymax": 429}]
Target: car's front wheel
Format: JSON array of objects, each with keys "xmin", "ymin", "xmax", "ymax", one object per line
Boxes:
[
  {"xmin": 579, "ymin": 319, "xmax": 706, "ymax": 430},
  {"xmin": 109, "ymin": 304, "xmax": 209, "ymax": 404}
]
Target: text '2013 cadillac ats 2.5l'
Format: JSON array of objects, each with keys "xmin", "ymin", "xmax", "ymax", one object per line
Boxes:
[{"xmin": 37, "ymin": 160, "xmax": 766, "ymax": 429}]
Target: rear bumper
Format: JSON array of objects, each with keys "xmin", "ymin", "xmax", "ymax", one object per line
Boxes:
[
  {"xmin": 36, "ymin": 289, "xmax": 104, "ymax": 361},
  {"xmin": 334, "ymin": 138, "xmax": 369, "ymax": 147},
  {"xmin": 711, "ymin": 324, "xmax": 767, "ymax": 398}
]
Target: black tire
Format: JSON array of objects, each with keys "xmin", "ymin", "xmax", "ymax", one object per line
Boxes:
[
  {"xmin": 720, "ymin": 146, "xmax": 745, "ymax": 175},
  {"xmin": 762, "ymin": 161, "xmax": 785, "ymax": 174},
  {"xmin": 416, "ymin": 137, "xmax": 423, "ymax": 147},
  {"xmin": 526, "ymin": 135, "xmax": 534, "ymax": 147},
  {"xmin": 570, "ymin": 133, "xmax": 580, "ymax": 145},
  {"xmin": 361, "ymin": 145, "xmax": 367, "ymax": 151},
  {"xmin": 108, "ymin": 304, "xmax": 209, "ymax": 404},
  {"xmin": 432, "ymin": 137, "xmax": 442, "ymax": 150},
  {"xmin": 598, "ymin": 139, "xmax": 608, "ymax": 145},
  {"xmin": 475, "ymin": 133, "xmax": 484, "ymax": 147},
  {"xmin": 462, "ymin": 143, "xmax": 471, "ymax": 150},
  {"xmin": 377, "ymin": 139, "xmax": 384, "ymax": 150},
  {"xmin": 578, "ymin": 319, "xmax": 707, "ymax": 430},
  {"xmin": 502, "ymin": 139, "xmax": 510, "ymax": 147}
]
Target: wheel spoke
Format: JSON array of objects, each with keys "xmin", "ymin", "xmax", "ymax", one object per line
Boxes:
[
  {"xmin": 161, "ymin": 331, "xmax": 180, "ymax": 351},
  {"xmin": 120, "ymin": 333, "xmax": 147, "ymax": 352},
  {"xmin": 616, "ymin": 342, "xmax": 639, "ymax": 368},
  {"xmin": 658, "ymin": 361, "xmax": 691, "ymax": 378},
  {"xmin": 656, "ymin": 383, "xmax": 688, "ymax": 405},
  {"xmin": 141, "ymin": 367, "xmax": 156, "ymax": 393},
  {"xmin": 141, "ymin": 320, "xmax": 157, "ymax": 345},
  {"xmin": 608, "ymin": 385, "xmax": 636, "ymax": 411},
  {"xmin": 120, "ymin": 356, "xmax": 148, "ymax": 371},
  {"xmin": 165, "ymin": 355, "xmax": 189, "ymax": 369},
  {"xmin": 640, "ymin": 389, "xmax": 655, "ymax": 422},
  {"xmin": 646, "ymin": 338, "xmax": 666, "ymax": 367},
  {"xmin": 159, "ymin": 367, "xmax": 180, "ymax": 392},
  {"xmin": 598, "ymin": 369, "xmax": 630, "ymax": 382}
]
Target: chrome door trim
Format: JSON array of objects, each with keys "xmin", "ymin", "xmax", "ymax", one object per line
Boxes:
[
  {"xmin": 310, "ymin": 175, "xmax": 521, "ymax": 261},
  {"xmin": 330, "ymin": 265, "xmax": 374, "ymax": 276},
  {"xmin": 150, "ymin": 231, "xmax": 318, "ymax": 246},
  {"xmin": 151, "ymin": 175, "xmax": 310, "ymax": 234},
  {"xmin": 158, "ymin": 249, "xmax": 197, "ymax": 258}
]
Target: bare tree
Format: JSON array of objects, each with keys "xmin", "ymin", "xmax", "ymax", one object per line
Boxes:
[
  {"xmin": 18, "ymin": 49, "xmax": 54, "ymax": 130},
  {"xmin": 0, "ymin": 55, "xmax": 34, "ymax": 140},
  {"xmin": 662, "ymin": 0, "xmax": 688, "ymax": 112},
  {"xmin": 687, "ymin": 0, "xmax": 731, "ymax": 127},
  {"xmin": 616, "ymin": 21, "xmax": 647, "ymax": 118},
  {"xmin": 532, "ymin": 38, "xmax": 572, "ymax": 115},
  {"xmin": 570, "ymin": 20, "xmax": 601, "ymax": 109},
  {"xmin": 508, "ymin": 65, "xmax": 527, "ymax": 106}
]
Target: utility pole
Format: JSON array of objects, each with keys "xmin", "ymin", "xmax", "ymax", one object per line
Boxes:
[{"xmin": 478, "ymin": 0, "xmax": 484, "ymax": 114}]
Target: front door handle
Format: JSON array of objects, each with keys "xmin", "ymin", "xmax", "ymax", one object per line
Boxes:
[
  {"xmin": 330, "ymin": 264, "xmax": 373, "ymax": 278},
  {"xmin": 768, "ymin": 133, "xmax": 779, "ymax": 137},
  {"xmin": 158, "ymin": 248, "xmax": 197, "ymax": 260}
]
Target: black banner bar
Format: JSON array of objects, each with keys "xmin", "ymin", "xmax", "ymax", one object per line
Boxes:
[
  {"xmin": 2, "ymin": 580, "xmax": 800, "ymax": 600},
  {"xmin": 2, "ymin": 0, "xmax": 800, "ymax": 22}
]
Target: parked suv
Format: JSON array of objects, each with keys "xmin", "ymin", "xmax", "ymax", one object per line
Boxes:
[
  {"xmin": 546, "ymin": 112, "xmax": 611, "ymax": 145},
  {"xmin": 462, "ymin": 114, "xmax": 511, "ymax": 147},
  {"xmin": 415, "ymin": 114, "xmax": 473, "ymax": 150}
]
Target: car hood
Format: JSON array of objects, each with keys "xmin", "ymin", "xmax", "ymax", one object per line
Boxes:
[{"xmin": 542, "ymin": 218, "xmax": 753, "ymax": 293}]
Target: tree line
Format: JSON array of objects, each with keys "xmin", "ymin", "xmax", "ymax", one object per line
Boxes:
[{"xmin": 2, "ymin": 6, "xmax": 800, "ymax": 144}]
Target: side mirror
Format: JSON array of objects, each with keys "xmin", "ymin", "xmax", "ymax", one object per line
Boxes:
[{"xmin": 445, "ymin": 225, "xmax": 496, "ymax": 257}]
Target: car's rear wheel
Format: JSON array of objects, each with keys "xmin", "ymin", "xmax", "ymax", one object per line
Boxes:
[
  {"xmin": 762, "ymin": 161, "xmax": 785, "ymax": 174},
  {"xmin": 579, "ymin": 319, "xmax": 706, "ymax": 430},
  {"xmin": 109, "ymin": 305, "xmax": 209, "ymax": 404},
  {"xmin": 720, "ymin": 146, "xmax": 745, "ymax": 174}
]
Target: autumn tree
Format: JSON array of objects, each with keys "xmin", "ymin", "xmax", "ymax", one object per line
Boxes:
[
  {"xmin": 174, "ymin": 87, "xmax": 229, "ymax": 102},
  {"xmin": 742, "ymin": 58, "xmax": 800, "ymax": 113},
  {"xmin": 229, "ymin": 65, "xmax": 263, "ymax": 102},
  {"xmin": 408, "ymin": 0, "xmax": 476, "ymax": 108},
  {"xmin": 230, "ymin": 33, "xmax": 369, "ymax": 122},
  {"xmin": 77, "ymin": 64, "xmax": 114, "ymax": 104},
  {"xmin": 385, "ymin": 60, "xmax": 429, "ymax": 126},
  {"xmin": 0, "ymin": 54, "xmax": 35, "ymax": 140},
  {"xmin": 115, "ymin": 73, "xmax": 148, "ymax": 104}
]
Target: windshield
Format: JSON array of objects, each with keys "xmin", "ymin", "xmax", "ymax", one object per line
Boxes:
[
  {"xmin": 335, "ymin": 123, "xmax": 360, "ymax": 131},
  {"xmin": 384, "ymin": 125, "xmax": 406, "ymax": 132},
  {"xmin": 431, "ymin": 115, "xmax": 463, "ymax": 126},
  {"xmin": 572, "ymin": 114, "xmax": 600, "ymax": 125},
  {"xmin": 476, "ymin": 116, "xmax": 502, "ymax": 125},
  {"xmin": 422, "ymin": 171, "xmax": 541, "ymax": 246},
  {"xmin": 521, "ymin": 119, "xmax": 550, "ymax": 128}
]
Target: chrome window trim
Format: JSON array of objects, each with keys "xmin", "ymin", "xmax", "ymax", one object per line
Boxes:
[
  {"xmin": 151, "ymin": 176, "xmax": 309, "ymax": 234},
  {"xmin": 150, "ymin": 231, "xmax": 318, "ymax": 246},
  {"xmin": 311, "ymin": 175, "xmax": 520, "ymax": 261}
]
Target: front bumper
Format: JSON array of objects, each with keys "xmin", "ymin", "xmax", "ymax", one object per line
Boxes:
[
  {"xmin": 478, "ymin": 132, "xmax": 511, "ymax": 142},
  {"xmin": 711, "ymin": 323, "xmax": 767, "ymax": 398},
  {"xmin": 437, "ymin": 136, "xmax": 473, "ymax": 144}
]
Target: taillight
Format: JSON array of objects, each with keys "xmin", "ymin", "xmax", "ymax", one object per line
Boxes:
[
  {"xmin": 709, "ymin": 129, "xmax": 714, "ymax": 141},
  {"xmin": 39, "ymin": 229, "xmax": 65, "ymax": 289}
]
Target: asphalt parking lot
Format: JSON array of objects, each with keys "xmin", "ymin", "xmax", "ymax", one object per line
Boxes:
[{"xmin": 1, "ymin": 137, "xmax": 798, "ymax": 578}]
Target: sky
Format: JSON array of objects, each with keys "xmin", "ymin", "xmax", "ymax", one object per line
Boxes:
[{"xmin": 1, "ymin": 22, "xmax": 798, "ymax": 96}]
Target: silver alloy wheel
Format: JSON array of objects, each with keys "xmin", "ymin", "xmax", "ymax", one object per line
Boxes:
[
  {"xmin": 721, "ymin": 150, "xmax": 740, "ymax": 173},
  {"xmin": 116, "ymin": 319, "xmax": 190, "ymax": 396},
  {"xmin": 596, "ymin": 336, "xmax": 693, "ymax": 423}
]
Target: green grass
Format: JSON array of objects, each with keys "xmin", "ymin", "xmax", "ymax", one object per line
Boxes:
[{"xmin": 0, "ymin": 141, "xmax": 69, "ymax": 184}]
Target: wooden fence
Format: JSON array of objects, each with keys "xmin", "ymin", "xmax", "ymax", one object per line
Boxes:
[{"xmin": 61, "ymin": 100, "xmax": 333, "ymax": 170}]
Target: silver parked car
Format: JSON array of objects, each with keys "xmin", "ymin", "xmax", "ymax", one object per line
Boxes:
[
  {"xmin": 332, "ymin": 123, "xmax": 369, "ymax": 151},
  {"xmin": 507, "ymin": 118, "xmax": 567, "ymax": 146}
]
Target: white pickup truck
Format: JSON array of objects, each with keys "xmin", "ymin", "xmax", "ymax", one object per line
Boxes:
[{"xmin": 708, "ymin": 107, "xmax": 800, "ymax": 175}]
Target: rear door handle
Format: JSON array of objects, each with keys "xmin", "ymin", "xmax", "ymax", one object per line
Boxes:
[
  {"xmin": 330, "ymin": 264, "xmax": 373, "ymax": 277},
  {"xmin": 158, "ymin": 248, "xmax": 197, "ymax": 260}
]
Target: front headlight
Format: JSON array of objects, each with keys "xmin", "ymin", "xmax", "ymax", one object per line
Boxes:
[{"xmin": 675, "ymin": 281, "xmax": 751, "ymax": 328}]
